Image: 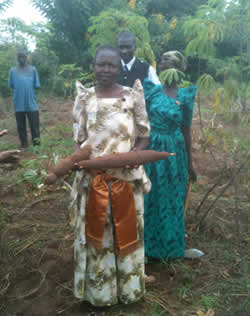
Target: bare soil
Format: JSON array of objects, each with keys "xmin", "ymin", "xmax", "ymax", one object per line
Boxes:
[{"xmin": 0, "ymin": 96, "xmax": 249, "ymax": 316}]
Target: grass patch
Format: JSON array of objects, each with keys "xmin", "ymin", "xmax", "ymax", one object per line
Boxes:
[
  {"xmin": 0, "ymin": 95, "xmax": 249, "ymax": 316},
  {"xmin": 200, "ymin": 295, "xmax": 217, "ymax": 310}
]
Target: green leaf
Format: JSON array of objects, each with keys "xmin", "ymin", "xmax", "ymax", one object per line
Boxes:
[
  {"xmin": 23, "ymin": 169, "xmax": 37, "ymax": 179},
  {"xmin": 159, "ymin": 68, "xmax": 185, "ymax": 85}
]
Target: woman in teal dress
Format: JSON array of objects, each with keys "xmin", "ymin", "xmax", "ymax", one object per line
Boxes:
[{"xmin": 144, "ymin": 51, "xmax": 197, "ymax": 259}]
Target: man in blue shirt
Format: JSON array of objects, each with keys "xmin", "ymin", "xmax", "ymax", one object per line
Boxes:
[{"xmin": 8, "ymin": 49, "xmax": 40, "ymax": 149}]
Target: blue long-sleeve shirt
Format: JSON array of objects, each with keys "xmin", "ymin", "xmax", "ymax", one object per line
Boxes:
[{"xmin": 8, "ymin": 65, "xmax": 40, "ymax": 112}]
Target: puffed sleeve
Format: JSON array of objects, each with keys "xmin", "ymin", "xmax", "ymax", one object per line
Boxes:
[
  {"xmin": 143, "ymin": 79, "xmax": 158, "ymax": 101},
  {"xmin": 143, "ymin": 79, "xmax": 162, "ymax": 113},
  {"xmin": 132, "ymin": 79, "xmax": 150, "ymax": 138},
  {"xmin": 182, "ymin": 86, "xmax": 197, "ymax": 128},
  {"xmin": 73, "ymin": 81, "xmax": 88, "ymax": 143}
]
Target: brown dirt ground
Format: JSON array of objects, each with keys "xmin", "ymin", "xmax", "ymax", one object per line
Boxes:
[{"xmin": 0, "ymin": 96, "xmax": 249, "ymax": 316}]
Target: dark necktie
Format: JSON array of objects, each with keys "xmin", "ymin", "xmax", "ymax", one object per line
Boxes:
[{"xmin": 123, "ymin": 64, "xmax": 129, "ymax": 72}]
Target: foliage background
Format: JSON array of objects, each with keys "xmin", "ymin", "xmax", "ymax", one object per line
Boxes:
[
  {"xmin": 0, "ymin": 1, "xmax": 249, "ymax": 315},
  {"xmin": 0, "ymin": 0, "xmax": 249, "ymax": 98}
]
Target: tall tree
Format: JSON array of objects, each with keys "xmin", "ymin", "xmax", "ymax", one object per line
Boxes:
[
  {"xmin": 0, "ymin": 0, "xmax": 13, "ymax": 14},
  {"xmin": 143, "ymin": 0, "xmax": 208, "ymax": 18},
  {"xmin": 31, "ymin": 0, "xmax": 109, "ymax": 65},
  {"xmin": 0, "ymin": 17, "xmax": 30, "ymax": 46},
  {"xmin": 88, "ymin": 9, "xmax": 155, "ymax": 64}
]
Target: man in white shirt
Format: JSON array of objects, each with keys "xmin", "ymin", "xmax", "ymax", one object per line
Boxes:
[{"xmin": 117, "ymin": 32, "xmax": 160, "ymax": 87}]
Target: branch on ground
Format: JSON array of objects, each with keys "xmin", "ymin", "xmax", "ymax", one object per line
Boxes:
[{"xmin": 196, "ymin": 155, "xmax": 249, "ymax": 228}]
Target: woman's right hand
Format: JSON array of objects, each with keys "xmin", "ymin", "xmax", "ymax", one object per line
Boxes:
[{"xmin": 125, "ymin": 147, "xmax": 139, "ymax": 169}]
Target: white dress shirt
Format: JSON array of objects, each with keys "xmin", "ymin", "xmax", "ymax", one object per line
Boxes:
[{"xmin": 121, "ymin": 56, "xmax": 160, "ymax": 85}]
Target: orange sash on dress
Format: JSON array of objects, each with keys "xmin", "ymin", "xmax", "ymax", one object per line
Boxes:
[{"xmin": 86, "ymin": 173, "xmax": 138, "ymax": 257}]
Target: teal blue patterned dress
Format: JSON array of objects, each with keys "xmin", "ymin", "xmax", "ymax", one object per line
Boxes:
[{"xmin": 143, "ymin": 79, "xmax": 196, "ymax": 259}]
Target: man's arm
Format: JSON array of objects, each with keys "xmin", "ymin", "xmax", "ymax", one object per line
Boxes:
[
  {"xmin": 33, "ymin": 67, "xmax": 40, "ymax": 89},
  {"xmin": 148, "ymin": 65, "xmax": 161, "ymax": 85}
]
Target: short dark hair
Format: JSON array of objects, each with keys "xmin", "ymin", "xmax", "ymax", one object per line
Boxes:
[
  {"xmin": 118, "ymin": 31, "xmax": 136, "ymax": 44},
  {"xmin": 95, "ymin": 44, "xmax": 120, "ymax": 62}
]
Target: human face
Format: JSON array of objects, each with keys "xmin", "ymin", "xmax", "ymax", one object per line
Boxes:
[
  {"xmin": 159, "ymin": 56, "xmax": 176, "ymax": 72},
  {"xmin": 118, "ymin": 37, "xmax": 136, "ymax": 64},
  {"xmin": 17, "ymin": 53, "xmax": 27, "ymax": 67},
  {"xmin": 94, "ymin": 50, "xmax": 120, "ymax": 87}
]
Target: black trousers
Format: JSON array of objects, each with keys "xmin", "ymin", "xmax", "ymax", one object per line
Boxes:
[{"xmin": 15, "ymin": 111, "xmax": 40, "ymax": 147}]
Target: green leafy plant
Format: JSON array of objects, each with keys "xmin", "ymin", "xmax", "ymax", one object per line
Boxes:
[
  {"xmin": 197, "ymin": 74, "xmax": 216, "ymax": 95},
  {"xmin": 16, "ymin": 124, "xmax": 74, "ymax": 190},
  {"xmin": 200, "ymin": 295, "xmax": 217, "ymax": 310},
  {"xmin": 159, "ymin": 68, "xmax": 185, "ymax": 85},
  {"xmin": 19, "ymin": 155, "xmax": 48, "ymax": 188},
  {"xmin": 0, "ymin": 0, "xmax": 13, "ymax": 12},
  {"xmin": 0, "ymin": 44, "xmax": 18, "ymax": 98},
  {"xmin": 58, "ymin": 64, "xmax": 84, "ymax": 97},
  {"xmin": 183, "ymin": 0, "xmax": 225, "ymax": 58},
  {"xmin": 88, "ymin": 9, "xmax": 155, "ymax": 65},
  {"xmin": 179, "ymin": 79, "xmax": 193, "ymax": 88},
  {"xmin": 78, "ymin": 71, "xmax": 95, "ymax": 88}
]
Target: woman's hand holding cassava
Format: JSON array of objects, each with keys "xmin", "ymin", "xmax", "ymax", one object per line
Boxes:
[{"xmin": 125, "ymin": 147, "xmax": 139, "ymax": 169}]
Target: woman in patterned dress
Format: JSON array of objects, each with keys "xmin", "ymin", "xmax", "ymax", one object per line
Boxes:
[
  {"xmin": 144, "ymin": 51, "xmax": 197, "ymax": 259},
  {"xmin": 71, "ymin": 45, "xmax": 151, "ymax": 307}
]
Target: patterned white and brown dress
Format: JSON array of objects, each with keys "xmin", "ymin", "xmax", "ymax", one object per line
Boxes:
[{"xmin": 70, "ymin": 79, "xmax": 151, "ymax": 306}]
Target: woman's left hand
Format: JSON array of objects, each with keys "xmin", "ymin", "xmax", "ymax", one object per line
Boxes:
[
  {"xmin": 125, "ymin": 147, "xmax": 139, "ymax": 169},
  {"xmin": 189, "ymin": 165, "xmax": 197, "ymax": 182}
]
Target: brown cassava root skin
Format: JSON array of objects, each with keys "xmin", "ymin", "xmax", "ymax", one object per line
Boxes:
[
  {"xmin": 77, "ymin": 150, "xmax": 175, "ymax": 169},
  {"xmin": 45, "ymin": 145, "xmax": 92, "ymax": 184}
]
